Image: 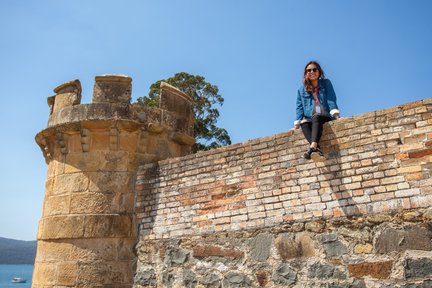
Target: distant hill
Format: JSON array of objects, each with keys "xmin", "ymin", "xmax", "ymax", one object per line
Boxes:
[{"xmin": 0, "ymin": 237, "xmax": 37, "ymax": 264}]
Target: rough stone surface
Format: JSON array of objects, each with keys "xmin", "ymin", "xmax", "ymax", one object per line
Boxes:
[
  {"xmin": 309, "ymin": 262, "xmax": 347, "ymax": 279},
  {"xmin": 201, "ymin": 272, "xmax": 221, "ymax": 288},
  {"xmin": 272, "ymin": 263, "xmax": 297, "ymax": 286},
  {"xmin": 249, "ymin": 233, "xmax": 273, "ymax": 261},
  {"xmin": 134, "ymin": 269, "xmax": 156, "ymax": 287},
  {"xmin": 183, "ymin": 270, "xmax": 197, "ymax": 288},
  {"xmin": 375, "ymin": 224, "xmax": 432, "ymax": 254},
  {"xmin": 222, "ymin": 272, "xmax": 251, "ymax": 287},
  {"xmin": 276, "ymin": 233, "xmax": 315, "ymax": 260},
  {"xmin": 348, "ymin": 261, "xmax": 393, "ymax": 279},
  {"xmin": 404, "ymin": 257, "xmax": 432, "ymax": 279},
  {"xmin": 320, "ymin": 234, "xmax": 348, "ymax": 257},
  {"xmin": 165, "ymin": 247, "xmax": 189, "ymax": 266}
]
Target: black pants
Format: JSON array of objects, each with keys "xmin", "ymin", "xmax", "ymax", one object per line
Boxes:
[{"xmin": 300, "ymin": 115, "xmax": 332, "ymax": 145}]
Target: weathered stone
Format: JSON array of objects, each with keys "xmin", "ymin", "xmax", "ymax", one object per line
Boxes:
[
  {"xmin": 348, "ymin": 261, "xmax": 393, "ymax": 279},
  {"xmin": 402, "ymin": 211, "xmax": 422, "ymax": 222},
  {"xmin": 249, "ymin": 233, "xmax": 273, "ymax": 261},
  {"xmin": 320, "ymin": 233, "xmax": 338, "ymax": 243},
  {"xmin": 276, "ymin": 233, "xmax": 315, "ymax": 260},
  {"xmin": 165, "ymin": 247, "xmax": 189, "ymax": 265},
  {"xmin": 405, "ymin": 257, "xmax": 432, "ymax": 279},
  {"xmin": 305, "ymin": 220, "xmax": 325, "ymax": 233},
  {"xmin": 134, "ymin": 269, "xmax": 156, "ymax": 287},
  {"xmin": 162, "ymin": 271, "xmax": 174, "ymax": 288},
  {"xmin": 201, "ymin": 272, "xmax": 221, "ymax": 288},
  {"xmin": 368, "ymin": 214, "xmax": 392, "ymax": 224},
  {"xmin": 375, "ymin": 224, "xmax": 432, "ymax": 254},
  {"xmin": 309, "ymin": 262, "xmax": 347, "ymax": 280},
  {"xmin": 223, "ymin": 272, "xmax": 252, "ymax": 287},
  {"xmin": 183, "ymin": 270, "xmax": 197, "ymax": 288},
  {"xmin": 353, "ymin": 243, "xmax": 373, "ymax": 254},
  {"xmin": 193, "ymin": 245, "xmax": 244, "ymax": 259},
  {"xmin": 272, "ymin": 263, "xmax": 297, "ymax": 286},
  {"xmin": 256, "ymin": 271, "xmax": 268, "ymax": 287},
  {"xmin": 338, "ymin": 227, "xmax": 371, "ymax": 241},
  {"xmin": 320, "ymin": 234, "xmax": 347, "ymax": 257}
]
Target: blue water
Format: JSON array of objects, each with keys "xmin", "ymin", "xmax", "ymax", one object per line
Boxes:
[{"xmin": 0, "ymin": 265, "xmax": 33, "ymax": 288}]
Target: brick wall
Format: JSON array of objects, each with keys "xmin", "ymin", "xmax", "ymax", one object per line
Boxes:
[
  {"xmin": 136, "ymin": 98, "xmax": 432, "ymax": 240},
  {"xmin": 134, "ymin": 98, "xmax": 432, "ymax": 287}
]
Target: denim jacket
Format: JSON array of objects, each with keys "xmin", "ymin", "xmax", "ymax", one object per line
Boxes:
[{"xmin": 294, "ymin": 78, "xmax": 340, "ymax": 126}]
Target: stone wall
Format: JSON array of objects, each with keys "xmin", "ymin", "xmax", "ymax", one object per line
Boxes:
[{"xmin": 134, "ymin": 98, "xmax": 432, "ymax": 287}]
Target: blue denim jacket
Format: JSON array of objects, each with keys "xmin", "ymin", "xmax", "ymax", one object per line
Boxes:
[{"xmin": 295, "ymin": 78, "xmax": 340, "ymax": 125}]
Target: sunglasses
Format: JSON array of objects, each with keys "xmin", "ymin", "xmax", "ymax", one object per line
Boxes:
[{"xmin": 306, "ymin": 68, "xmax": 319, "ymax": 73}]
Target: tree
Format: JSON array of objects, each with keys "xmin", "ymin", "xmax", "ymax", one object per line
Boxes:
[{"xmin": 136, "ymin": 72, "xmax": 231, "ymax": 152}]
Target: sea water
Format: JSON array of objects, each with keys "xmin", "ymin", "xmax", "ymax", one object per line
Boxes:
[{"xmin": 0, "ymin": 265, "xmax": 33, "ymax": 288}]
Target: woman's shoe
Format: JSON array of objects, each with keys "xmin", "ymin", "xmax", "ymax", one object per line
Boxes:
[
  {"xmin": 315, "ymin": 147, "xmax": 324, "ymax": 156},
  {"xmin": 303, "ymin": 148, "xmax": 314, "ymax": 159}
]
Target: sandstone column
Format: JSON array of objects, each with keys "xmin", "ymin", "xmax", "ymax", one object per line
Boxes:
[{"xmin": 33, "ymin": 76, "xmax": 194, "ymax": 287}]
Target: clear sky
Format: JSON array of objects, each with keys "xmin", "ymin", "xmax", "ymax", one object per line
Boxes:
[{"xmin": 0, "ymin": 0, "xmax": 431, "ymax": 240}]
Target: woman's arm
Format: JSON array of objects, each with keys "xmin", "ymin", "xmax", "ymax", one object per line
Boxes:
[
  {"xmin": 325, "ymin": 79, "xmax": 340, "ymax": 118},
  {"xmin": 295, "ymin": 89, "xmax": 304, "ymax": 128}
]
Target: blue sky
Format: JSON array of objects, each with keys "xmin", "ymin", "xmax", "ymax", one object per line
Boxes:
[{"xmin": 0, "ymin": 0, "xmax": 431, "ymax": 240}]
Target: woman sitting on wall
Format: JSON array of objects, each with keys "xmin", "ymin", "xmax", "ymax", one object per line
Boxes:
[{"xmin": 294, "ymin": 61, "xmax": 340, "ymax": 159}]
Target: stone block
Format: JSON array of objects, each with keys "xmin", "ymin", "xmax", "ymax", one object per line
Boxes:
[
  {"xmin": 201, "ymin": 272, "xmax": 221, "ymax": 288},
  {"xmin": 320, "ymin": 233, "xmax": 348, "ymax": 257},
  {"xmin": 88, "ymin": 171, "xmax": 133, "ymax": 194},
  {"xmin": 404, "ymin": 251, "xmax": 432, "ymax": 279},
  {"xmin": 134, "ymin": 268, "xmax": 157, "ymax": 287},
  {"xmin": 348, "ymin": 261, "xmax": 393, "ymax": 279},
  {"xmin": 183, "ymin": 269, "xmax": 197, "ymax": 288},
  {"xmin": 375, "ymin": 224, "xmax": 432, "ymax": 254},
  {"xmin": 70, "ymin": 192, "xmax": 115, "ymax": 214},
  {"xmin": 308, "ymin": 262, "xmax": 347, "ymax": 279},
  {"xmin": 32, "ymin": 262, "xmax": 57, "ymax": 285},
  {"xmin": 43, "ymin": 195, "xmax": 70, "ymax": 216},
  {"xmin": 69, "ymin": 238, "xmax": 118, "ymax": 261},
  {"xmin": 165, "ymin": 246, "xmax": 189, "ymax": 265},
  {"xmin": 35, "ymin": 240, "xmax": 73, "ymax": 262},
  {"xmin": 90, "ymin": 130, "xmax": 110, "ymax": 151},
  {"xmin": 248, "ymin": 233, "xmax": 273, "ymax": 261},
  {"xmin": 272, "ymin": 263, "xmax": 297, "ymax": 286},
  {"xmin": 56, "ymin": 262, "xmax": 77, "ymax": 286},
  {"xmin": 53, "ymin": 172, "xmax": 89, "ymax": 195},
  {"xmin": 276, "ymin": 233, "xmax": 315, "ymax": 260},
  {"xmin": 223, "ymin": 272, "xmax": 252, "ymax": 288},
  {"xmin": 193, "ymin": 245, "xmax": 244, "ymax": 259},
  {"xmin": 93, "ymin": 75, "xmax": 132, "ymax": 104},
  {"xmin": 38, "ymin": 215, "xmax": 85, "ymax": 240},
  {"xmin": 83, "ymin": 214, "xmax": 133, "ymax": 238}
]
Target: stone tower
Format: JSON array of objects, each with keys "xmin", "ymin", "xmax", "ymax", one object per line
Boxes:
[{"xmin": 33, "ymin": 75, "xmax": 195, "ymax": 287}]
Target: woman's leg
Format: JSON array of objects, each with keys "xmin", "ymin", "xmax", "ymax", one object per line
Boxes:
[{"xmin": 300, "ymin": 122, "xmax": 313, "ymax": 144}]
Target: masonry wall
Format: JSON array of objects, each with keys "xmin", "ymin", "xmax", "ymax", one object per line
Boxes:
[{"xmin": 134, "ymin": 98, "xmax": 432, "ymax": 288}]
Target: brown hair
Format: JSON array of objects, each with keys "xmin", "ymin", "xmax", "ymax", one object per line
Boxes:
[{"xmin": 303, "ymin": 61, "xmax": 325, "ymax": 93}]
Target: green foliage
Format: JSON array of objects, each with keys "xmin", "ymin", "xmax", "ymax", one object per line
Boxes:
[{"xmin": 136, "ymin": 72, "xmax": 231, "ymax": 152}]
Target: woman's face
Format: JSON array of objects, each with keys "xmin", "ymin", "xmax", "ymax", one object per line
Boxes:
[{"xmin": 305, "ymin": 64, "xmax": 320, "ymax": 81}]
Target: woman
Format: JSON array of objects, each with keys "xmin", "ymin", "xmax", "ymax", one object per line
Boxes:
[{"xmin": 294, "ymin": 61, "xmax": 340, "ymax": 159}]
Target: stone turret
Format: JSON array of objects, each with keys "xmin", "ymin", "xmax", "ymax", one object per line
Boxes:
[{"xmin": 33, "ymin": 75, "xmax": 194, "ymax": 287}]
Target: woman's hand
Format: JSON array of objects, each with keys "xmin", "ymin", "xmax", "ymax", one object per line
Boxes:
[{"xmin": 294, "ymin": 124, "xmax": 300, "ymax": 129}]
